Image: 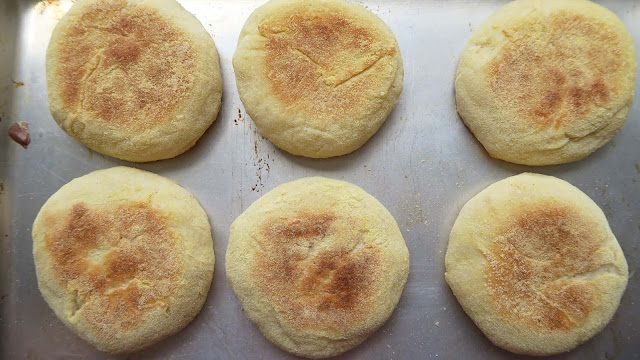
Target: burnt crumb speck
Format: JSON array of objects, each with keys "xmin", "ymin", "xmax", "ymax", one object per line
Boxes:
[
  {"xmin": 8, "ymin": 121, "xmax": 30, "ymax": 149},
  {"xmin": 0, "ymin": 183, "xmax": 4, "ymax": 192},
  {"xmin": 234, "ymin": 108, "xmax": 243, "ymax": 125},
  {"xmin": 12, "ymin": 80, "xmax": 24, "ymax": 87},
  {"xmin": 250, "ymin": 137, "xmax": 273, "ymax": 193}
]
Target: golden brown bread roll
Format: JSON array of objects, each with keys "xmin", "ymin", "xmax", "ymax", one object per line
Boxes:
[
  {"xmin": 233, "ymin": 0, "xmax": 403, "ymax": 158},
  {"xmin": 226, "ymin": 177, "xmax": 409, "ymax": 358},
  {"xmin": 445, "ymin": 173, "xmax": 628, "ymax": 355},
  {"xmin": 455, "ymin": 0, "xmax": 637, "ymax": 165},
  {"xmin": 46, "ymin": 0, "xmax": 222, "ymax": 162},
  {"xmin": 32, "ymin": 166, "xmax": 215, "ymax": 353}
]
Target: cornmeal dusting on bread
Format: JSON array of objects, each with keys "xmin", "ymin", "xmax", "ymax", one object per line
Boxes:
[
  {"xmin": 44, "ymin": 202, "xmax": 180, "ymax": 337},
  {"xmin": 260, "ymin": 11, "xmax": 396, "ymax": 118},
  {"xmin": 483, "ymin": 205, "xmax": 611, "ymax": 331},
  {"xmin": 253, "ymin": 211, "xmax": 380, "ymax": 330},
  {"xmin": 487, "ymin": 12, "xmax": 621, "ymax": 129},
  {"xmin": 57, "ymin": 0, "xmax": 196, "ymax": 131}
]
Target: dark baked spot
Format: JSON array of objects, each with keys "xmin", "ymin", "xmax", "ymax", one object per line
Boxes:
[
  {"xmin": 103, "ymin": 38, "xmax": 141, "ymax": 67},
  {"xmin": 313, "ymin": 254, "xmax": 370, "ymax": 312},
  {"xmin": 44, "ymin": 202, "xmax": 180, "ymax": 336},
  {"xmin": 56, "ymin": 0, "xmax": 196, "ymax": 130},
  {"xmin": 484, "ymin": 206, "xmax": 605, "ymax": 331},
  {"xmin": 259, "ymin": 8, "xmax": 397, "ymax": 118},
  {"xmin": 569, "ymin": 79, "xmax": 609, "ymax": 110},
  {"xmin": 254, "ymin": 211, "xmax": 380, "ymax": 330},
  {"xmin": 486, "ymin": 12, "xmax": 622, "ymax": 127},
  {"xmin": 105, "ymin": 249, "xmax": 140, "ymax": 280}
]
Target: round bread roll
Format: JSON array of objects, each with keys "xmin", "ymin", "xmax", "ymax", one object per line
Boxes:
[
  {"xmin": 233, "ymin": 0, "xmax": 403, "ymax": 158},
  {"xmin": 455, "ymin": 0, "xmax": 637, "ymax": 166},
  {"xmin": 32, "ymin": 167, "xmax": 215, "ymax": 353},
  {"xmin": 46, "ymin": 0, "xmax": 222, "ymax": 162},
  {"xmin": 226, "ymin": 177, "xmax": 409, "ymax": 358},
  {"xmin": 445, "ymin": 173, "xmax": 628, "ymax": 355}
]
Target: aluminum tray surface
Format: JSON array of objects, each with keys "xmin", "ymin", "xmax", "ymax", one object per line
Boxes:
[{"xmin": 1, "ymin": 0, "xmax": 638, "ymax": 359}]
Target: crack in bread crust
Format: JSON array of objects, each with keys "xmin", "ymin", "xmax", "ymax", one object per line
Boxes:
[{"xmin": 259, "ymin": 10, "xmax": 397, "ymax": 117}]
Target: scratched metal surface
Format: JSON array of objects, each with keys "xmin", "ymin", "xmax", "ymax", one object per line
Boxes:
[{"xmin": 0, "ymin": 0, "xmax": 639, "ymax": 359}]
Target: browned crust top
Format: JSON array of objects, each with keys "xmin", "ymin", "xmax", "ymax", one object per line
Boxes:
[
  {"xmin": 54, "ymin": 0, "xmax": 196, "ymax": 130},
  {"xmin": 43, "ymin": 201, "xmax": 180, "ymax": 337},
  {"xmin": 252, "ymin": 210, "xmax": 382, "ymax": 331},
  {"xmin": 258, "ymin": 8, "xmax": 397, "ymax": 120},
  {"xmin": 486, "ymin": 12, "xmax": 623, "ymax": 129},
  {"xmin": 484, "ymin": 205, "xmax": 612, "ymax": 331}
]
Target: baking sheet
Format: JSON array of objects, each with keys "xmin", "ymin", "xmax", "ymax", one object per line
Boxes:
[{"xmin": 1, "ymin": 0, "xmax": 639, "ymax": 359}]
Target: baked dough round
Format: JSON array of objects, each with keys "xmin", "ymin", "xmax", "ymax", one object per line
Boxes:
[
  {"xmin": 233, "ymin": 0, "xmax": 403, "ymax": 158},
  {"xmin": 46, "ymin": 0, "xmax": 222, "ymax": 162},
  {"xmin": 455, "ymin": 0, "xmax": 637, "ymax": 165},
  {"xmin": 226, "ymin": 177, "xmax": 409, "ymax": 358},
  {"xmin": 32, "ymin": 166, "xmax": 215, "ymax": 353},
  {"xmin": 445, "ymin": 173, "xmax": 628, "ymax": 355}
]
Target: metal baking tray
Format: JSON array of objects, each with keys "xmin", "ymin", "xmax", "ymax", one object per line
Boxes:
[{"xmin": 1, "ymin": 0, "xmax": 638, "ymax": 358}]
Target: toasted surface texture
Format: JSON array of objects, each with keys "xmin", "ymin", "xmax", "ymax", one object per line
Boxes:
[
  {"xmin": 32, "ymin": 167, "xmax": 215, "ymax": 353},
  {"xmin": 233, "ymin": 0, "xmax": 403, "ymax": 158},
  {"xmin": 226, "ymin": 177, "xmax": 409, "ymax": 358},
  {"xmin": 455, "ymin": 0, "xmax": 637, "ymax": 165},
  {"xmin": 445, "ymin": 173, "xmax": 628, "ymax": 355},
  {"xmin": 46, "ymin": 0, "xmax": 222, "ymax": 162}
]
